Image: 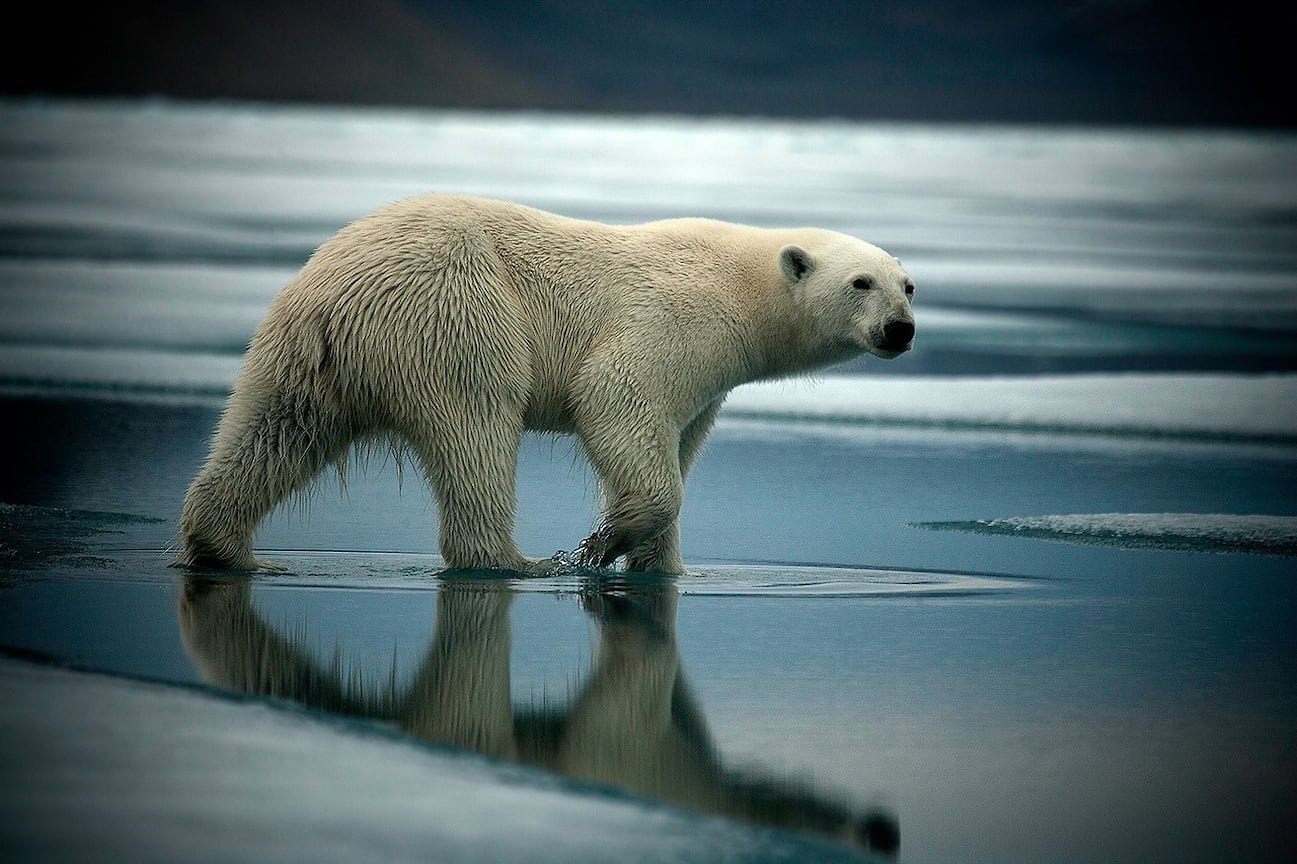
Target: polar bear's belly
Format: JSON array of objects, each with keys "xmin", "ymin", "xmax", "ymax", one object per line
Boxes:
[{"xmin": 523, "ymin": 385, "xmax": 578, "ymax": 433}]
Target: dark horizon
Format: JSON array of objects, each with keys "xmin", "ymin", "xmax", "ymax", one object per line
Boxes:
[{"xmin": 5, "ymin": 0, "xmax": 1294, "ymax": 127}]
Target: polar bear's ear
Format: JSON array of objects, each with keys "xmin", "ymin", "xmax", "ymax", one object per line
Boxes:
[{"xmin": 779, "ymin": 245, "xmax": 815, "ymax": 283}]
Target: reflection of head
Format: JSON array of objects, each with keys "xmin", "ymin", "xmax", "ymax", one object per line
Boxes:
[{"xmin": 180, "ymin": 575, "xmax": 898, "ymax": 857}]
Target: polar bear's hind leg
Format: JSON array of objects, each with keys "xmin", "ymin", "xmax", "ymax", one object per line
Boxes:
[{"xmin": 178, "ymin": 387, "xmax": 352, "ymax": 571}]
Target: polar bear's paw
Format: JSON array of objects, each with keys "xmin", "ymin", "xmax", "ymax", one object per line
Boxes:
[
  {"xmin": 522, "ymin": 556, "xmax": 560, "ymax": 576},
  {"xmin": 568, "ymin": 523, "xmax": 617, "ymax": 570}
]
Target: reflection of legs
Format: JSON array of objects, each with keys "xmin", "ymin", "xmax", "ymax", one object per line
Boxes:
[
  {"xmin": 411, "ymin": 408, "xmax": 527, "ymax": 572},
  {"xmin": 558, "ymin": 586, "xmax": 689, "ymax": 789},
  {"xmin": 565, "ymin": 582, "xmax": 900, "ymax": 856},
  {"xmin": 575, "ymin": 413, "xmax": 683, "ymax": 571},
  {"xmin": 178, "ymin": 575, "xmax": 378, "ymax": 717},
  {"xmin": 399, "ymin": 582, "xmax": 517, "ymax": 761},
  {"xmin": 623, "ymin": 400, "xmax": 722, "ymax": 573}
]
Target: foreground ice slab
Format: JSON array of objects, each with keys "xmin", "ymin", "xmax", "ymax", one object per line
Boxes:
[
  {"xmin": 913, "ymin": 512, "xmax": 1297, "ymax": 557},
  {"xmin": 0, "ymin": 656, "xmax": 883, "ymax": 863}
]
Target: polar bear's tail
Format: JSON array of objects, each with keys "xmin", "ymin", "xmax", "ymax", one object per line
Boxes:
[{"xmin": 178, "ymin": 380, "xmax": 351, "ymax": 571}]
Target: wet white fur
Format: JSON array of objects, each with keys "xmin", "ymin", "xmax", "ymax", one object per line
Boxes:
[{"xmin": 178, "ymin": 194, "xmax": 914, "ymax": 572}]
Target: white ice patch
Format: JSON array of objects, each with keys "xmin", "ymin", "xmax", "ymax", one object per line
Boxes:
[
  {"xmin": 0, "ymin": 343, "xmax": 241, "ymax": 398},
  {"xmin": 725, "ymin": 374, "xmax": 1297, "ymax": 442},
  {"xmin": 911, "ymin": 259, "xmax": 1297, "ymax": 331},
  {"xmin": 913, "ymin": 513, "xmax": 1297, "ymax": 557},
  {"xmin": 0, "ymin": 657, "xmax": 867, "ymax": 864}
]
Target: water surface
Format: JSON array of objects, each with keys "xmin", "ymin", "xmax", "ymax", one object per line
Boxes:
[{"xmin": 2, "ymin": 100, "xmax": 1295, "ymax": 863}]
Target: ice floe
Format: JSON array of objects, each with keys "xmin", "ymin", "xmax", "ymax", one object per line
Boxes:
[
  {"xmin": 912, "ymin": 512, "xmax": 1297, "ymax": 557},
  {"xmin": 0, "ymin": 656, "xmax": 877, "ymax": 863},
  {"xmin": 726, "ymin": 374, "xmax": 1297, "ymax": 442}
]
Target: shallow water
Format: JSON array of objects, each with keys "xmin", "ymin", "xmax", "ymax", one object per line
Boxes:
[
  {"xmin": 3, "ymin": 394, "xmax": 1295, "ymax": 863},
  {"xmin": 2, "ymin": 100, "xmax": 1296, "ymax": 862}
]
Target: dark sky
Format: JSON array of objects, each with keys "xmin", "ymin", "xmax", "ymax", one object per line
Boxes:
[{"xmin": 4, "ymin": 0, "xmax": 1294, "ymax": 126}]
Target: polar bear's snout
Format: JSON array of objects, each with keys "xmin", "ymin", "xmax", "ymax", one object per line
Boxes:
[{"xmin": 882, "ymin": 318, "xmax": 915, "ymax": 352}]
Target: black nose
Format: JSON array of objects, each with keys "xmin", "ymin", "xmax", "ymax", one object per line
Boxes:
[
  {"xmin": 856, "ymin": 809, "xmax": 900, "ymax": 856},
  {"xmin": 883, "ymin": 320, "xmax": 915, "ymax": 348}
]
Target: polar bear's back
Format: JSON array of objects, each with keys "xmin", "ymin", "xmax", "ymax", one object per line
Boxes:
[
  {"xmin": 256, "ymin": 195, "xmax": 780, "ymax": 376},
  {"xmin": 300, "ymin": 194, "xmax": 804, "ymax": 310},
  {"xmin": 274, "ymin": 195, "xmax": 632, "ymax": 347}
]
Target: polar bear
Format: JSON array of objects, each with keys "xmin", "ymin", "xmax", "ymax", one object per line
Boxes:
[{"xmin": 178, "ymin": 195, "xmax": 915, "ymax": 573}]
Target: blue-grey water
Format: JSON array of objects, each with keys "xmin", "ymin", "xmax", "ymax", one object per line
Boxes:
[{"xmin": 1, "ymin": 100, "xmax": 1295, "ymax": 863}]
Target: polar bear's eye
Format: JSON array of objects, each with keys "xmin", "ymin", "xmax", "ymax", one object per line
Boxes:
[
  {"xmin": 851, "ymin": 277, "xmax": 874, "ymax": 291},
  {"xmin": 904, "ymin": 281, "xmax": 915, "ymax": 297}
]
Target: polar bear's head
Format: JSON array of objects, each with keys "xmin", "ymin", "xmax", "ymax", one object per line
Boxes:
[{"xmin": 779, "ymin": 235, "xmax": 915, "ymax": 361}]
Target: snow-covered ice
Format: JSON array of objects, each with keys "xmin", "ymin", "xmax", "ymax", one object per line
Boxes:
[
  {"xmin": 913, "ymin": 512, "xmax": 1297, "ymax": 556},
  {"xmin": 726, "ymin": 374, "xmax": 1297, "ymax": 442},
  {"xmin": 0, "ymin": 656, "xmax": 872, "ymax": 863}
]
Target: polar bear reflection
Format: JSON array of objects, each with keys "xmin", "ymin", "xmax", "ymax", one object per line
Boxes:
[{"xmin": 180, "ymin": 577, "xmax": 898, "ymax": 856}]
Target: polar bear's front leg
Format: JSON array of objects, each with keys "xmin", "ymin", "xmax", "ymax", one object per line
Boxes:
[
  {"xmin": 573, "ymin": 412, "xmax": 685, "ymax": 573},
  {"xmin": 621, "ymin": 527, "xmax": 682, "ymax": 574},
  {"xmin": 620, "ymin": 399, "xmax": 722, "ymax": 573}
]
